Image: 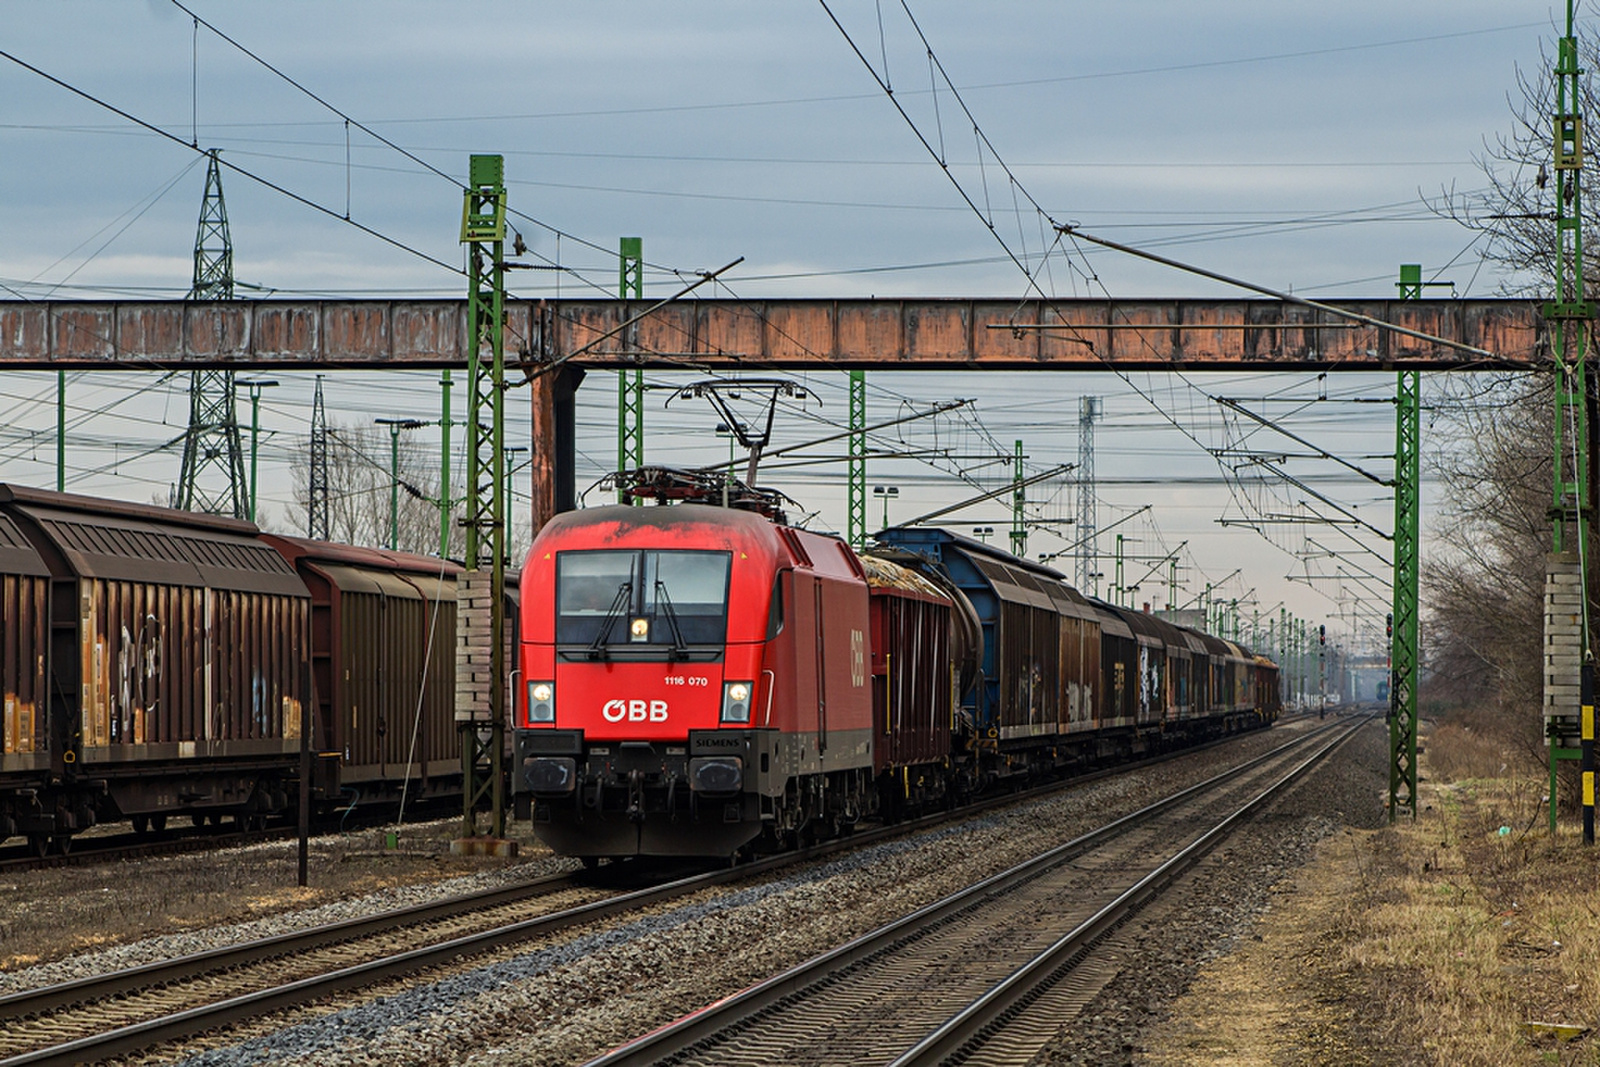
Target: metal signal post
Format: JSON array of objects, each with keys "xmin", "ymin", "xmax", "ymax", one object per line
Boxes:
[{"xmin": 1585, "ymin": 658, "xmax": 1595, "ymax": 843}]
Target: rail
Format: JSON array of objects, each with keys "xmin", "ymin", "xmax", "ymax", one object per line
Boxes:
[
  {"xmin": 0, "ymin": 721, "xmax": 1297, "ymax": 1065},
  {"xmin": 582, "ymin": 718, "xmax": 1357, "ymax": 1066}
]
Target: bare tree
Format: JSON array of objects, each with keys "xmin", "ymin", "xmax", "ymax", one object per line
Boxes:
[
  {"xmin": 284, "ymin": 423, "xmax": 448, "ymax": 555},
  {"xmin": 278, "ymin": 422, "xmax": 536, "ymax": 566},
  {"xmin": 1421, "ymin": 375, "xmax": 1551, "ymax": 756},
  {"xmin": 1426, "ymin": 32, "xmax": 1600, "ymax": 296}
]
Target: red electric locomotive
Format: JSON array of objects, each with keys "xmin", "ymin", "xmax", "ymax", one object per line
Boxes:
[{"xmin": 513, "ymin": 502, "xmax": 880, "ymax": 858}]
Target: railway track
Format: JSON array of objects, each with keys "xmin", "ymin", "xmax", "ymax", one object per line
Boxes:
[
  {"xmin": 0, "ymin": 721, "xmax": 1302, "ymax": 1065},
  {"xmin": 0, "ymin": 797, "xmax": 467, "ymax": 873},
  {"xmin": 0, "ymin": 823, "xmax": 299, "ymax": 874},
  {"xmin": 585, "ymin": 716, "xmax": 1364, "ymax": 1066},
  {"xmin": 1, "ymin": 715, "xmax": 1320, "ymax": 876},
  {"xmin": 0, "ymin": 867, "xmax": 610, "ymax": 1065}
]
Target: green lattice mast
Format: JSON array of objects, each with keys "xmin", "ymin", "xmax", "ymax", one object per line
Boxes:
[
  {"xmin": 617, "ymin": 237, "xmax": 644, "ymax": 503},
  {"xmin": 1544, "ymin": 0, "xmax": 1594, "ymax": 836},
  {"xmin": 848, "ymin": 371, "xmax": 866, "ymax": 548},
  {"xmin": 1391, "ymin": 266, "xmax": 1421, "ymax": 822},
  {"xmin": 458, "ymin": 155, "xmax": 508, "ymax": 841}
]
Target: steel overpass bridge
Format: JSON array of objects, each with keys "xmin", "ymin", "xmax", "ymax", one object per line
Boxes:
[{"xmin": 0, "ymin": 294, "xmax": 1541, "ymax": 519}]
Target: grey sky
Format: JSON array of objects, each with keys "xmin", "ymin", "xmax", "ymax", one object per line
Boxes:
[{"xmin": 0, "ymin": 2, "xmax": 1566, "ymax": 649}]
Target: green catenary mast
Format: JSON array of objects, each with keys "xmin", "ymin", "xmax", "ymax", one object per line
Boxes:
[
  {"xmin": 848, "ymin": 370, "xmax": 866, "ymax": 548},
  {"xmin": 458, "ymin": 155, "xmax": 509, "ymax": 843},
  {"xmin": 617, "ymin": 237, "xmax": 644, "ymax": 503},
  {"xmin": 1543, "ymin": 1, "xmax": 1593, "ymax": 836},
  {"xmin": 1010, "ymin": 439, "xmax": 1027, "ymax": 556},
  {"xmin": 1391, "ymin": 265, "xmax": 1422, "ymax": 822}
]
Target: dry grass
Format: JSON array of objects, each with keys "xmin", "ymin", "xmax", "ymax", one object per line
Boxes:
[
  {"xmin": 1425, "ymin": 703, "xmax": 1546, "ymax": 785},
  {"xmin": 1146, "ymin": 723, "xmax": 1600, "ymax": 1066},
  {"xmin": 1335, "ymin": 770, "xmax": 1600, "ymax": 1065}
]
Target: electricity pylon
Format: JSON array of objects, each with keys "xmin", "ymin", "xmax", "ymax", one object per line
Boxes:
[{"xmin": 175, "ymin": 149, "xmax": 248, "ymax": 518}]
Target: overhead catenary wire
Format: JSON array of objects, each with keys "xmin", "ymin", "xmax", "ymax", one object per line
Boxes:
[
  {"xmin": 0, "ymin": 48, "xmax": 464, "ymax": 278},
  {"xmin": 819, "ymin": 0, "xmax": 1408, "ymax": 619}
]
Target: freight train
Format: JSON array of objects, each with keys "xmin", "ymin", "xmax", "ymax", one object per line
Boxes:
[
  {"xmin": 512, "ymin": 484, "xmax": 1280, "ymax": 860},
  {"xmin": 0, "ymin": 485, "xmax": 472, "ymax": 855}
]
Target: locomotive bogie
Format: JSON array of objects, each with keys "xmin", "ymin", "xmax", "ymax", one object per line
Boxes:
[{"xmin": 517, "ymin": 725, "xmax": 874, "ymax": 857}]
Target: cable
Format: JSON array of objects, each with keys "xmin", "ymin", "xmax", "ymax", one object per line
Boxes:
[
  {"xmin": 27, "ymin": 157, "xmax": 204, "ymax": 299},
  {"xmin": 0, "ymin": 46, "xmax": 462, "ymax": 278},
  {"xmin": 822, "ymin": 0, "xmax": 1402, "ymax": 590}
]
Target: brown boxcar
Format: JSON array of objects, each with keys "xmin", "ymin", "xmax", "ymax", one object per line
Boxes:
[
  {"xmin": 0, "ymin": 511, "xmax": 50, "ymax": 839},
  {"xmin": 261, "ymin": 536, "xmax": 462, "ymax": 804},
  {"xmin": 1117, "ymin": 606, "xmax": 1172, "ymax": 729},
  {"xmin": 0, "ymin": 485, "xmax": 311, "ymax": 841},
  {"xmin": 861, "ymin": 555, "xmax": 954, "ymax": 785}
]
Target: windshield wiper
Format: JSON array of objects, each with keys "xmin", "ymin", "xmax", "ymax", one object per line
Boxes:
[
  {"xmin": 654, "ymin": 579, "xmax": 690, "ymax": 661},
  {"xmin": 588, "ymin": 581, "xmax": 633, "ymax": 660}
]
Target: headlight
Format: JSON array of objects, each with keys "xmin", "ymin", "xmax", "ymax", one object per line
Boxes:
[
  {"xmin": 630, "ymin": 617, "xmax": 650, "ymax": 641},
  {"xmin": 527, "ymin": 681, "xmax": 555, "ymax": 724},
  {"xmin": 722, "ymin": 681, "xmax": 752, "ymax": 724}
]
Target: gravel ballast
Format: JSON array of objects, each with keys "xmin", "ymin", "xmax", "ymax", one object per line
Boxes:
[
  {"xmin": 1031, "ymin": 714, "xmax": 1390, "ymax": 1066},
  {"xmin": 5, "ymin": 716, "xmax": 1378, "ymax": 1065}
]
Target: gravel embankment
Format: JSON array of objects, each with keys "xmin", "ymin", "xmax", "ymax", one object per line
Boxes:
[
  {"xmin": 0, "ymin": 818, "xmax": 579, "ymax": 995},
  {"xmin": 42, "ymin": 718, "xmax": 1346, "ymax": 1066},
  {"xmin": 1030, "ymin": 714, "xmax": 1390, "ymax": 1066}
]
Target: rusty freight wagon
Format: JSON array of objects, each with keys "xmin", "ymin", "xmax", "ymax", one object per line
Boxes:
[
  {"xmin": 0, "ymin": 509, "xmax": 50, "ymax": 847},
  {"xmin": 876, "ymin": 526, "xmax": 1113, "ymax": 778},
  {"xmin": 261, "ymin": 535, "xmax": 462, "ymax": 805},
  {"xmin": 859, "ymin": 553, "xmax": 965, "ymax": 813},
  {"xmin": 0, "ymin": 485, "xmax": 311, "ymax": 853}
]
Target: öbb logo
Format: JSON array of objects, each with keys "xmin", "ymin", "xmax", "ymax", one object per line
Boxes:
[{"xmin": 602, "ymin": 699, "xmax": 669, "ymax": 723}]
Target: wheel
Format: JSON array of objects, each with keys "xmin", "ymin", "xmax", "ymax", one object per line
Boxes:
[
  {"xmin": 27, "ymin": 833, "xmax": 48, "ymax": 859},
  {"xmin": 52, "ymin": 835, "xmax": 71, "ymax": 856},
  {"xmin": 132, "ymin": 815, "xmax": 150, "ymax": 835},
  {"xmin": 581, "ymin": 855, "xmax": 601, "ymax": 871},
  {"xmin": 150, "ymin": 814, "xmax": 167, "ymax": 834},
  {"xmin": 191, "ymin": 814, "xmax": 206, "ymax": 829}
]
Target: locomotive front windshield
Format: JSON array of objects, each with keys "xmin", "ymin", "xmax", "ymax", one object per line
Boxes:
[{"xmin": 556, "ymin": 549, "xmax": 732, "ymax": 652}]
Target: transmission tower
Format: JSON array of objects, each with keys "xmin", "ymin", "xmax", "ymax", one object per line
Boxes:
[
  {"xmin": 175, "ymin": 149, "xmax": 248, "ymax": 518},
  {"xmin": 308, "ymin": 375, "xmax": 330, "ymax": 540},
  {"xmin": 1075, "ymin": 397, "xmax": 1102, "ymax": 593}
]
